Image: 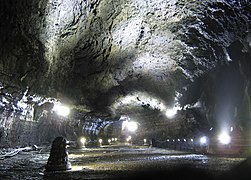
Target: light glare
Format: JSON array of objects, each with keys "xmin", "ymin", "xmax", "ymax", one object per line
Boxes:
[
  {"xmin": 127, "ymin": 121, "xmax": 138, "ymax": 132},
  {"xmin": 80, "ymin": 137, "xmax": 86, "ymax": 145},
  {"xmin": 218, "ymin": 132, "xmax": 231, "ymax": 145},
  {"xmin": 52, "ymin": 103, "xmax": 70, "ymax": 117},
  {"xmin": 126, "ymin": 136, "xmax": 132, "ymax": 142},
  {"xmin": 199, "ymin": 136, "xmax": 207, "ymax": 145},
  {"xmin": 165, "ymin": 108, "xmax": 177, "ymax": 118}
]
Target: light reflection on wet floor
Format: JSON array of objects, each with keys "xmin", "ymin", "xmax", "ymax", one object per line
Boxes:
[
  {"xmin": 67, "ymin": 145, "xmax": 245, "ymax": 176},
  {"xmin": 0, "ymin": 144, "xmax": 247, "ymax": 179}
]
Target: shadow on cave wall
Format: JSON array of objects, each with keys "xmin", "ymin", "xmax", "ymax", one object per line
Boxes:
[
  {"xmin": 0, "ymin": 0, "xmax": 49, "ymax": 94},
  {"xmin": 178, "ymin": 39, "xmax": 251, "ymax": 136}
]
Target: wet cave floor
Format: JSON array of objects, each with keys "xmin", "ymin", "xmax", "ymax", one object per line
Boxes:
[{"xmin": 0, "ymin": 144, "xmax": 247, "ymax": 180}]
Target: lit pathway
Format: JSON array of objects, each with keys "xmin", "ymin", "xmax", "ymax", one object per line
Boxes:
[{"xmin": 0, "ymin": 144, "xmax": 247, "ymax": 179}]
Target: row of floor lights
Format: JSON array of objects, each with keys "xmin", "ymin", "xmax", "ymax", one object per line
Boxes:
[
  {"xmin": 166, "ymin": 138, "xmax": 194, "ymax": 142},
  {"xmin": 107, "ymin": 137, "xmax": 118, "ymax": 144}
]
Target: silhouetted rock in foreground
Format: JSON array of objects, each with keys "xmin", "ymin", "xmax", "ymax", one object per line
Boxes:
[{"xmin": 45, "ymin": 136, "xmax": 71, "ymax": 171}]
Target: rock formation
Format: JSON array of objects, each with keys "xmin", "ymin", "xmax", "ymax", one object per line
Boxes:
[{"xmin": 0, "ymin": 0, "xmax": 250, "ymax": 149}]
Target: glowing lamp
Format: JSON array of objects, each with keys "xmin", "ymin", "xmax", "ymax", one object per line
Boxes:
[
  {"xmin": 165, "ymin": 108, "xmax": 177, "ymax": 119},
  {"xmin": 52, "ymin": 103, "xmax": 70, "ymax": 117},
  {"xmin": 126, "ymin": 136, "xmax": 132, "ymax": 142},
  {"xmin": 127, "ymin": 121, "xmax": 138, "ymax": 132},
  {"xmin": 80, "ymin": 137, "xmax": 86, "ymax": 145},
  {"xmin": 199, "ymin": 136, "xmax": 208, "ymax": 145},
  {"xmin": 218, "ymin": 132, "xmax": 231, "ymax": 145}
]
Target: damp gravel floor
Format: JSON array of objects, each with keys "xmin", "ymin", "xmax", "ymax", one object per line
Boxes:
[{"xmin": 0, "ymin": 143, "xmax": 248, "ymax": 180}]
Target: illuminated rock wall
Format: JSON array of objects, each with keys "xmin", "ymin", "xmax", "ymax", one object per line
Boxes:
[{"xmin": 0, "ymin": 0, "xmax": 250, "ymax": 147}]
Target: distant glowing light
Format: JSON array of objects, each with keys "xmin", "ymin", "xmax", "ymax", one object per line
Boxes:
[
  {"xmin": 122, "ymin": 120, "xmax": 138, "ymax": 132},
  {"xmin": 126, "ymin": 136, "xmax": 132, "ymax": 142},
  {"xmin": 52, "ymin": 103, "xmax": 70, "ymax": 117},
  {"xmin": 98, "ymin": 139, "xmax": 103, "ymax": 144},
  {"xmin": 218, "ymin": 132, "xmax": 231, "ymax": 145},
  {"xmin": 127, "ymin": 121, "xmax": 138, "ymax": 132},
  {"xmin": 80, "ymin": 137, "xmax": 86, "ymax": 145},
  {"xmin": 165, "ymin": 108, "xmax": 177, "ymax": 118},
  {"xmin": 199, "ymin": 136, "xmax": 208, "ymax": 145},
  {"xmin": 165, "ymin": 102, "xmax": 182, "ymax": 119}
]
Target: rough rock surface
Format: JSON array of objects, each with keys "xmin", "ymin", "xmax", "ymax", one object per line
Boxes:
[{"xmin": 0, "ymin": 0, "xmax": 250, "ymax": 147}]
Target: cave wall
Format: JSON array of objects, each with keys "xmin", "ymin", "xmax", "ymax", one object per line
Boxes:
[
  {"xmin": 0, "ymin": 0, "xmax": 250, "ymax": 147},
  {"xmin": 4, "ymin": 0, "xmax": 250, "ymax": 108}
]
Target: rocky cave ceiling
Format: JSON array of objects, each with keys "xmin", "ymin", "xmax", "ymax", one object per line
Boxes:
[{"xmin": 0, "ymin": 0, "xmax": 251, "ymax": 129}]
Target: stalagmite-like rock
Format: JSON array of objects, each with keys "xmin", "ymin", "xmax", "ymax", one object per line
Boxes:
[{"xmin": 45, "ymin": 136, "xmax": 71, "ymax": 171}]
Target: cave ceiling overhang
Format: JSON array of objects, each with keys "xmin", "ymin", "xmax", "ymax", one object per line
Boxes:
[{"xmin": 0, "ymin": 0, "xmax": 250, "ymax": 122}]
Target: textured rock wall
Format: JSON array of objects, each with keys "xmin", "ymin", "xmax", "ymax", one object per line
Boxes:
[
  {"xmin": 1, "ymin": 0, "xmax": 250, "ymax": 108},
  {"xmin": 0, "ymin": 0, "xmax": 251, "ymax": 146}
]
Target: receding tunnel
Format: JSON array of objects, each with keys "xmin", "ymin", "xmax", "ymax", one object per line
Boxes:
[{"xmin": 0, "ymin": 0, "xmax": 251, "ymax": 179}]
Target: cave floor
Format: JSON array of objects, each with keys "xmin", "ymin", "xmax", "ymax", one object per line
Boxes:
[{"xmin": 0, "ymin": 143, "xmax": 247, "ymax": 180}]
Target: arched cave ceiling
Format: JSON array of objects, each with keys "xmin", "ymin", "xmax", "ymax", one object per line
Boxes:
[{"xmin": 0, "ymin": 0, "xmax": 251, "ymax": 128}]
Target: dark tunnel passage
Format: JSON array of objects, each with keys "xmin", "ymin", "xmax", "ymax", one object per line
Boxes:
[{"xmin": 0, "ymin": 0, "xmax": 251, "ymax": 179}]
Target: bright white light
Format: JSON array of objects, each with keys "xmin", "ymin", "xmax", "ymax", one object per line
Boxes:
[
  {"xmin": 80, "ymin": 137, "xmax": 86, "ymax": 145},
  {"xmin": 127, "ymin": 121, "xmax": 138, "ymax": 132},
  {"xmin": 165, "ymin": 102, "xmax": 182, "ymax": 119},
  {"xmin": 52, "ymin": 103, "xmax": 70, "ymax": 117},
  {"xmin": 218, "ymin": 132, "xmax": 231, "ymax": 145},
  {"xmin": 165, "ymin": 108, "xmax": 177, "ymax": 118},
  {"xmin": 199, "ymin": 136, "xmax": 208, "ymax": 145},
  {"xmin": 126, "ymin": 136, "xmax": 132, "ymax": 142},
  {"xmin": 98, "ymin": 139, "xmax": 103, "ymax": 144}
]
